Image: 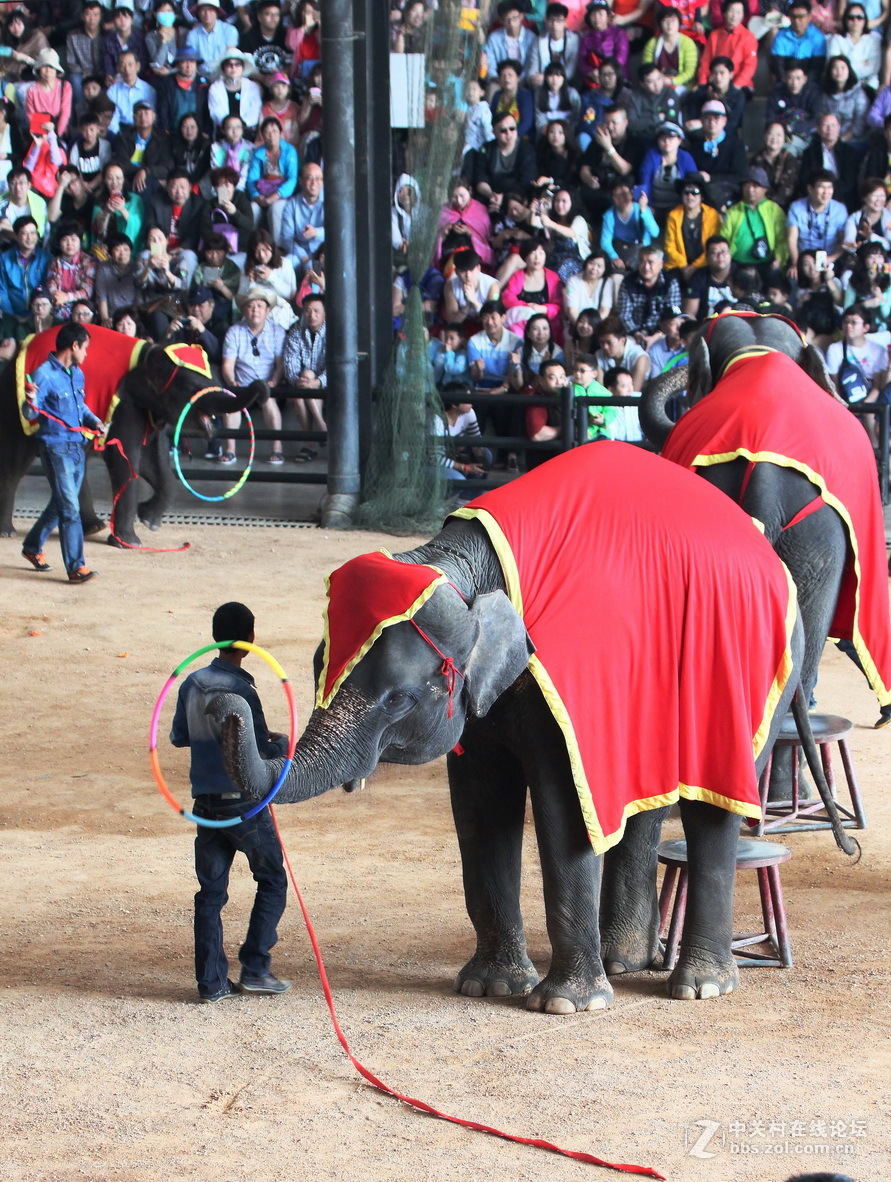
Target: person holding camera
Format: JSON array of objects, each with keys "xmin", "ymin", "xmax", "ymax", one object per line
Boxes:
[
  {"xmin": 720, "ymin": 166, "xmax": 790, "ymax": 275},
  {"xmin": 786, "ymin": 171, "xmax": 848, "ymax": 282}
]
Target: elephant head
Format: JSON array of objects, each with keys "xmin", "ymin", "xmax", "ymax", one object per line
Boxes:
[
  {"xmin": 209, "ymin": 558, "xmax": 534, "ymax": 804},
  {"xmin": 122, "ymin": 345, "xmax": 268, "ymax": 438},
  {"xmin": 640, "ymin": 312, "xmax": 842, "ymax": 448}
]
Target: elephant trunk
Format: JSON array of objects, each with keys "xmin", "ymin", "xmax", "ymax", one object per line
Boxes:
[
  {"xmin": 197, "ymin": 380, "xmax": 269, "ymax": 415},
  {"xmin": 209, "ymin": 686, "xmax": 380, "ymax": 805},
  {"xmin": 790, "ymin": 692, "xmax": 860, "ymax": 860},
  {"xmin": 640, "ymin": 365, "xmax": 689, "ymax": 449}
]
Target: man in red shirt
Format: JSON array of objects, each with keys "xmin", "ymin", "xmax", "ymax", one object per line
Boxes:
[{"xmin": 698, "ymin": 0, "xmax": 757, "ymax": 90}]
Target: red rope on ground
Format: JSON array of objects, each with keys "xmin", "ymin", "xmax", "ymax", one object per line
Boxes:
[
  {"xmin": 103, "ymin": 437, "xmax": 191, "ymax": 553},
  {"xmin": 268, "ymin": 805, "xmax": 665, "ymax": 1179}
]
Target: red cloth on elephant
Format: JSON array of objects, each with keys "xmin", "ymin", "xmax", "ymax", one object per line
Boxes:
[
  {"xmin": 451, "ymin": 444, "xmax": 796, "ymax": 853},
  {"xmin": 662, "ymin": 351, "xmax": 891, "ymax": 708},
  {"xmin": 16, "ymin": 325, "xmax": 145, "ymax": 438}
]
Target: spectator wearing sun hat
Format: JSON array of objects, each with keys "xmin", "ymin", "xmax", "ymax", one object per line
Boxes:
[
  {"xmin": 208, "ymin": 48, "xmax": 263, "ymax": 136},
  {"xmin": 186, "ymin": 0, "xmax": 239, "ymax": 73}
]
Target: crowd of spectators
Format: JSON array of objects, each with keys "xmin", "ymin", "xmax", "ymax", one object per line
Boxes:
[
  {"xmin": 0, "ymin": 0, "xmax": 326, "ymax": 464},
  {"xmin": 420, "ymin": 0, "xmax": 891, "ymax": 470},
  {"xmin": 3, "ymin": 0, "xmax": 890, "ymax": 475}
]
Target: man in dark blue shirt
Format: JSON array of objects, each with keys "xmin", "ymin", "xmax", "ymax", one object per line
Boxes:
[
  {"xmin": 21, "ymin": 322, "xmax": 104, "ymax": 583},
  {"xmin": 170, "ymin": 602, "xmax": 291, "ymax": 1004}
]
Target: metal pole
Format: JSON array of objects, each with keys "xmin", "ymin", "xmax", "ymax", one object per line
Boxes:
[{"xmin": 319, "ymin": 0, "xmax": 361, "ymax": 528}]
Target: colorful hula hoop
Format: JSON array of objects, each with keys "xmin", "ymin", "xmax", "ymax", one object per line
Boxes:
[
  {"xmin": 172, "ymin": 386, "xmax": 255, "ymax": 502},
  {"xmin": 149, "ymin": 640, "xmax": 297, "ymax": 828}
]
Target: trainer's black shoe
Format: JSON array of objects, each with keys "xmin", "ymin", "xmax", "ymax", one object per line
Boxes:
[
  {"xmin": 237, "ymin": 972, "xmax": 291, "ymax": 995},
  {"xmin": 199, "ymin": 980, "xmax": 239, "ymax": 1004}
]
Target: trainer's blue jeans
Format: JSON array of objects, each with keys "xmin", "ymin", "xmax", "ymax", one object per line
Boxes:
[
  {"xmin": 192, "ymin": 797, "xmax": 288, "ymax": 997},
  {"xmin": 23, "ymin": 440, "xmax": 87, "ymax": 575}
]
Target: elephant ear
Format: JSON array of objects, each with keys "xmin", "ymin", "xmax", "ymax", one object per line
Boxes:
[
  {"xmin": 797, "ymin": 343, "xmax": 846, "ymax": 401},
  {"xmin": 463, "ymin": 591, "xmax": 534, "ymax": 717}
]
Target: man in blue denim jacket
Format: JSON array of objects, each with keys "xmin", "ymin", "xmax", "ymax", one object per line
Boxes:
[
  {"xmin": 21, "ymin": 322, "xmax": 104, "ymax": 584},
  {"xmin": 170, "ymin": 602, "xmax": 292, "ymax": 1004}
]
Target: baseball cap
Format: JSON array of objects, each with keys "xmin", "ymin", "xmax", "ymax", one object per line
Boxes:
[
  {"xmin": 701, "ymin": 99, "xmax": 727, "ymax": 116},
  {"xmin": 189, "ymin": 284, "xmax": 214, "ymax": 304},
  {"xmin": 657, "ymin": 120, "xmax": 685, "ymax": 138},
  {"xmin": 744, "ymin": 165, "xmax": 770, "ymax": 188}
]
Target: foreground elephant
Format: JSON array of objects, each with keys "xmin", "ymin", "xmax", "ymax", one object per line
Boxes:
[
  {"xmin": 211, "ymin": 445, "xmax": 853, "ymax": 1013},
  {"xmin": 641, "ymin": 311, "xmax": 891, "ymax": 718},
  {"xmin": 0, "ymin": 325, "xmax": 265, "ymax": 546}
]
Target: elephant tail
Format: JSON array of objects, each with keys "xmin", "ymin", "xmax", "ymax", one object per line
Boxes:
[{"xmin": 790, "ymin": 691, "xmax": 860, "ymax": 860}]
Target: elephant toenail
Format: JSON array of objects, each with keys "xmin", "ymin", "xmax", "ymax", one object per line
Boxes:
[
  {"xmin": 585, "ymin": 996, "xmax": 608, "ymax": 1010},
  {"xmin": 699, "ymin": 982, "xmax": 720, "ymax": 999},
  {"xmin": 544, "ymin": 997, "xmax": 577, "ymax": 1014}
]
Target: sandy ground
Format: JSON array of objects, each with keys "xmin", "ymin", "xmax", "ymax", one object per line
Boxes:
[{"xmin": 1, "ymin": 517, "xmax": 889, "ymax": 1182}]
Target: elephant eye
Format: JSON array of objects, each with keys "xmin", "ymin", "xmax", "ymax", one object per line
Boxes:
[{"xmin": 386, "ymin": 689, "xmax": 416, "ymax": 710}]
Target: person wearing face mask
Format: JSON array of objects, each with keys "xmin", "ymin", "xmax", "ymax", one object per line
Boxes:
[{"xmin": 147, "ymin": 0, "xmax": 181, "ymax": 76}]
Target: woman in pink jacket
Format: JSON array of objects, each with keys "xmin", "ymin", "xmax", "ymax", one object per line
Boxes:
[{"xmin": 501, "ymin": 237, "xmax": 564, "ymax": 343}]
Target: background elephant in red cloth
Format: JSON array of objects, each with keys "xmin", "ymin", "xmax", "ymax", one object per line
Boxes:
[
  {"xmin": 207, "ymin": 447, "xmax": 853, "ymax": 1015},
  {"xmin": 0, "ymin": 336, "xmax": 266, "ymax": 547},
  {"xmin": 640, "ymin": 311, "xmax": 869, "ymax": 715}
]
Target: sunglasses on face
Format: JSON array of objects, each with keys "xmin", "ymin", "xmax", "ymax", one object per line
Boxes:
[
  {"xmin": 497, "ymin": 125, "xmax": 517, "ymax": 133},
  {"xmin": 683, "ymin": 187, "xmax": 701, "ymax": 195}
]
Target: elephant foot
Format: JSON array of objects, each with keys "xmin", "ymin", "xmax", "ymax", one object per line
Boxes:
[
  {"xmin": 137, "ymin": 509, "xmax": 162, "ymax": 532},
  {"xmin": 526, "ymin": 967, "xmax": 614, "ymax": 1015},
  {"xmin": 82, "ymin": 517, "xmax": 106, "ymax": 537},
  {"xmin": 107, "ymin": 531, "xmax": 141, "ymax": 548},
  {"xmin": 0, "ymin": 522, "xmax": 18, "ymax": 537},
  {"xmin": 667, "ymin": 953, "xmax": 739, "ymax": 1001},
  {"xmin": 454, "ymin": 952, "xmax": 539, "ymax": 999},
  {"xmin": 600, "ymin": 926, "xmax": 661, "ymax": 976}
]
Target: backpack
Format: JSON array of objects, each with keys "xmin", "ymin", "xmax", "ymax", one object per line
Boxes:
[{"xmin": 837, "ymin": 343, "xmax": 870, "ymax": 404}]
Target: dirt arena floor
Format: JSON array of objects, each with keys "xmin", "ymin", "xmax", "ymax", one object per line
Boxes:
[{"xmin": 1, "ymin": 517, "xmax": 889, "ymax": 1182}]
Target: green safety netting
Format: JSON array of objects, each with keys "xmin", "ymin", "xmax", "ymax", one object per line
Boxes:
[{"xmin": 358, "ymin": 1, "xmax": 491, "ymax": 535}]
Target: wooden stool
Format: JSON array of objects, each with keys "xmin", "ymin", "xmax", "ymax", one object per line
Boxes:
[
  {"xmin": 658, "ymin": 837, "xmax": 793, "ymax": 970},
  {"xmin": 757, "ymin": 713, "xmax": 867, "ymax": 835}
]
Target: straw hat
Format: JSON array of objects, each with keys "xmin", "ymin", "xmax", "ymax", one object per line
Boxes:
[{"xmin": 33, "ymin": 47, "xmax": 65, "ymax": 75}]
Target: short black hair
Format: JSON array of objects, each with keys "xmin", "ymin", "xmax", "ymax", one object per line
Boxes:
[
  {"xmin": 56, "ymin": 322, "xmax": 90, "ymax": 351},
  {"xmin": 212, "ymin": 601, "xmax": 255, "ymax": 644},
  {"xmin": 302, "ymin": 292, "xmax": 325, "ymax": 308},
  {"xmin": 496, "ymin": 57, "xmax": 524, "ymax": 75},
  {"xmin": 603, "ymin": 366, "xmax": 632, "ymax": 389},
  {"xmin": 13, "ymin": 214, "xmax": 37, "ymax": 235},
  {"xmin": 453, "ymin": 247, "xmax": 481, "ymax": 272},
  {"xmin": 710, "ymin": 55, "xmax": 734, "ymax": 71},
  {"xmin": 480, "ymin": 298, "xmax": 506, "ymax": 316}
]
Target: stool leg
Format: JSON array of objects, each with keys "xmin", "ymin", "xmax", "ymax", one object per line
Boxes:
[
  {"xmin": 838, "ymin": 739, "xmax": 868, "ymax": 829},
  {"xmin": 658, "ymin": 865, "xmax": 678, "ymax": 936},
  {"xmin": 663, "ymin": 869, "xmax": 687, "ymax": 972},
  {"xmin": 766, "ymin": 864, "xmax": 793, "ymax": 968},
  {"xmin": 790, "ymin": 746, "xmax": 800, "ymax": 819}
]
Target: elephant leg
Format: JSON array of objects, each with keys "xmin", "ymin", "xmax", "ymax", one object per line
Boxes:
[
  {"xmin": 525, "ymin": 745, "xmax": 614, "ymax": 1014},
  {"xmin": 448, "ymin": 730, "xmax": 540, "ymax": 1000},
  {"xmin": 78, "ymin": 460, "xmax": 106, "ymax": 536},
  {"xmin": 668, "ymin": 799, "xmax": 740, "ymax": 1001},
  {"xmin": 137, "ymin": 431, "xmax": 173, "ymax": 532},
  {"xmin": 103, "ymin": 405, "xmax": 144, "ymax": 547},
  {"xmin": 600, "ymin": 806, "xmax": 669, "ymax": 975},
  {"xmin": 767, "ymin": 504, "xmax": 847, "ymax": 801},
  {"xmin": 0, "ymin": 433, "xmax": 37, "ymax": 536}
]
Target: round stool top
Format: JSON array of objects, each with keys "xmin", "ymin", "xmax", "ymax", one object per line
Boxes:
[
  {"xmin": 658, "ymin": 836, "xmax": 791, "ymax": 868},
  {"xmin": 776, "ymin": 712, "xmax": 853, "ymax": 745}
]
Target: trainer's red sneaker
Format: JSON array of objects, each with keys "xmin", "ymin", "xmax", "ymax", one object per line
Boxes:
[
  {"xmin": 68, "ymin": 567, "xmax": 96, "ymax": 584},
  {"xmin": 22, "ymin": 550, "xmax": 51, "ymax": 572}
]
